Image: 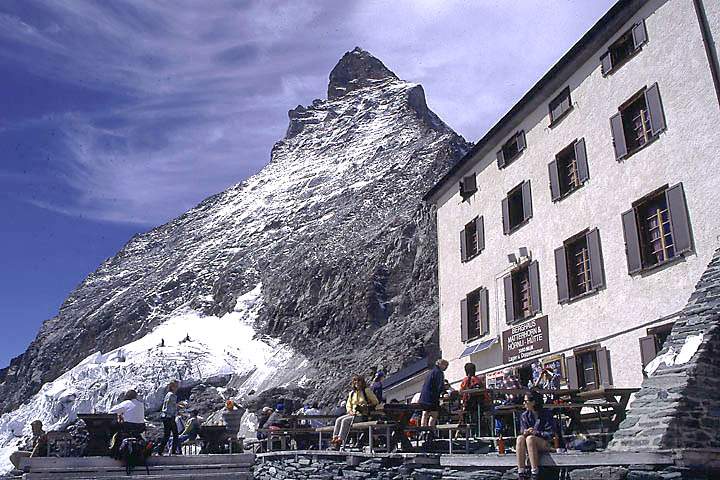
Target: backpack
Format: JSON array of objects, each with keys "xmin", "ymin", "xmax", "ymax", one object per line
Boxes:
[{"xmin": 118, "ymin": 438, "xmax": 152, "ymax": 475}]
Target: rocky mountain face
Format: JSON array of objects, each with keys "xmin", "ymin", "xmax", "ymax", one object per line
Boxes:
[{"xmin": 0, "ymin": 47, "xmax": 469, "ymax": 414}]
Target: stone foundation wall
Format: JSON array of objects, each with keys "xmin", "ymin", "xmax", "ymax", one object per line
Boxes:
[
  {"xmin": 610, "ymin": 248, "xmax": 720, "ymax": 451},
  {"xmin": 252, "ymin": 457, "xmax": 710, "ymax": 480}
]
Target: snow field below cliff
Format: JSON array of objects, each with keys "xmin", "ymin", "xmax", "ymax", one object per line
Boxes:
[{"xmin": 0, "ymin": 284, "xmax": 307, "ymax": 474}]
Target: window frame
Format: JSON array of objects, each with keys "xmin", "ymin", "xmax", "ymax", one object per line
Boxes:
[
  {"xmin": 548, "ymin": 87, "xmax": 573, "ymax": 127},
  {"xmin": 459, "ymin": 173, "xmax": 478, "ymax": 200},
  {"xmin": 496, "ymin": 130, "xmax": 526, "ymax": 169},
  {"xmin": 620, "ymin": 89, "xmax": 656, "ymax": 157},
  {"xmin": 601, "ymin": 20, "xmax": 648, "ymax": 77},
  {"xmin": 505, "ymin": 260, "xmax": 541, "ymax": 325},
  {"xmin": 503, "ymin": 181, "xmax": 532, "ymax": 234},
  {"xmin": 565, "ymin": 231, "xmax": 592, "ymax": 300}
]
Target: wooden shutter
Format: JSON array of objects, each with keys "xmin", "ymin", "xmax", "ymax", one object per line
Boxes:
[
  {"xmin": 600, "ymin": 51, "xmax": 613, "ymax": 76},
  {"xmin": 502, "ymin": 197, "xmax": 511, "ymax": 234},
  {"xmin": 632, "ymin": 20, "xmax": 647, "ymax": 50},
  {"xmin": 462, "ymin": 174, "xmax": 477, "ymax": 195},
  {"xmin": 566, "ymin": 356, "xmax": 579, "ymax": 389},
  {"xmin": 522, "ymin": 180, "xmax": 533, "ymax": 220},
  {"xmin": 597, "ymin": 347, "xmax": 613, "ymax": 387},
  {"xmin": 548, "ymin": 160, "xmax": 561, "ymax": 201},
  {"xmin": 460, "ymin": 228, "xmax": 468, "ymax": 262},
  {"xmin": 516, "ymin": 130, "xmax": 526, "ymax": 152},
  {"xmin": 476, "ymin": 216, "xmax": 485, "ymax": 253},
  {"xmin": 610, "ymin": 112, "xmax": 628, "ymax": 160},
  {"xmin": 639, "ymin": 335, "xmax": 658, "ymax": 371},
  {"xmin": 460, "ymin": 298, "xmax": 469, "ymax": 342},
  {"xmin": 504, "ymin": 275, "xmax": 515, "ymax": 323},
  {"xmin": 480, "ymin": 288, "xmax": 490, "ymax": 336},
  {"xmin": 575, "ymin": 138, "xmax": 589, "ymax": 184},
  {"xmin": 528, "ymin": 261, "xmax": 541, "ymax": 315},
  {"xmin": 665, "ymin": 183, "xmax": 693, "ymax": 255},
  {"xmin": 586, "ymin": 228, "xmax": 605, "ymax": 290},
  {"xmin": 622, "ymin": 208, "xmax": 643, "ymax": 274},
  {"xmin": 496, "ymin": 149, "xmax": 506, "ymax": 169},
  {"xmin": 555, "ymin": 245, "xmax": 570, "ymax": 304},
  {"xmin": 644, "ymin": 83, "xmax": 666, "ymax": 136}
]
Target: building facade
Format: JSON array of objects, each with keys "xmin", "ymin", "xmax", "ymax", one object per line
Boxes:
[{"xmin": 425, "ymin": 0, "xmax": 720, "ymax": 390}]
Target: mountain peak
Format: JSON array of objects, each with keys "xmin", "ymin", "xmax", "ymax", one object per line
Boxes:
[{"xmin": 327, "ymin": 47, "xmax": 398, "ymax": 100}]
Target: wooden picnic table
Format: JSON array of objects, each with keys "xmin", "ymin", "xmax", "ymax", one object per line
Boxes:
[
  {"xmin": 257, "ymin": 427, "xmax": 316, "ymax": 451},
  {"xmin": 283, "ymin": 414, "xmax": 339, "ymax": 428},
  {"xmin": 576, "ymin": 387, "xmax": 639, "ymax": 431}
]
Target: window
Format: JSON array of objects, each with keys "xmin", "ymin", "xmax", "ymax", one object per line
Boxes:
[
  {"xmin": 622, "ymin": 183, "xmax": 693, "ymax": 274},
  {"xmin": 611, "ymin": 84, "xmax": 666, "ymax": 160},
  {"xmin": 502, "ymin": 181, "xmax": 532, "ymax": 234},
  {"xmin": 460, "ymin": 287, "xmax": 489, "ymax": 342},
  {"xmin": 503, "ymin": 261, "xmax": 541, "ymax": 324},
  {"xmin": 549, "ymin": 139, "xmax": 589, "ymax": 201},
  {"xmin": 460, "ymin": 216, "xmax": 484, "ymax": 262},
  {"xmin": 566, "ymin": 347, "xmax": 613, "ymax": 390},
  {"xmin": 549, "ymin": 87, "xmax": 572, "ymax": 125},
  {"xmin": 600, "ymin": 20, "xmax": 647, "ymax": 75},
  {"xmin": 639, "ymin": 323, "xmax": 675, "ymax": 375},
  {"xmin": 555, "ymin": 229, "xmax": 605, "ymax": 303},
  {"xmin": 496, "ymin": 131, "xmax": 526, "ymax": 168},
  {"xmin": 459, "ymin": 173, "xmax": 477, "ymax": 199}
]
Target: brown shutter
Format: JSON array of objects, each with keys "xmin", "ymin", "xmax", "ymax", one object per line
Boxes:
[
  {"xmin": 480, "ymin": 288, "xmax": 490, "ymax": 336},
  {"xmin": 460, "ymin": 228, "xmax": 468, "ymax": 262},
  {"xmin": 586, "ymin": 228, "xmax": 605, "ymax": 290},
  {"xmin": 502, "ymin": 197, "xmax": 510, "ymax": 234},
  {"xmin": 566, "ymin": 356, "xmax": 579, "ymax": 389},
  {"xmin": 461, "ymin": 298, "xmax": 469, "ymax": 342},
  {"xmin": 504, "ymin": 275, "xmax": 515, "ymax": 323},
  {"xmin": 600, "ymin": 51, "xmax": 613, "ymax": 76},
  {"xmin": 522, "ymin": 180, "xmax": 533, "ymax": 220},
  {"xmin": 610, "ymin": 112, "xmax": 628, "ymax": 160},
  {"xmin": 665, "ymin": 183, "xmax": 693, "ymax": 255},
  {"xmin": 496, "ymin": 149, "xmax": 506, "ymax": 169},
  {"xmin": 548, "ymin": 160, "xmax": 561, "ymax": 201},
  {"xmin": 575, "ymin": 138, "xmax": 589, "ymax": 183},
  {"xmin": 597, "ymin": 347, "xmax": 613, "ymax": 387},
  {"xmin": 528, "ymin": 261, "xmax": 541, "ymax": 315},
  {"xmin": 639, "ymin": 335, "xmax": 658, "ymax": 371},
  {"xmin": 632, "ymin": 20, "xmax": 647, "ymax": 49},
  {"xmin": 476, "ymin": 216, "xmax": 485, "ymax": 253},
  {"xmin": 644, "ymin": 83, "xmax": 666, "ymax": 135},
  {"xmin": 622, "ymin": 208, "xmax": 643, "ymax": 274},
  {"xmin": 555, "ymin": 246, "xmax": 570, "ymax": 304},
  {"xmin": 516, "ymin": 130, "xmax": 526, "ymax": 152}
]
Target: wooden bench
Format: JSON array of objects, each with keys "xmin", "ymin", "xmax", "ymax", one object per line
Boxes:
[
  {"xmin": 19, "ymin": 454, "xmax": 255, "ymax": 480},
  {"xmin": 257, "ymin": 428, "xmax": 316, "ymax": 452}
]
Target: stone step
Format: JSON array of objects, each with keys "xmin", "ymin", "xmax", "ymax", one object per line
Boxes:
[
  {"xmin": 24, "ymin": 472, "xmax": 250, "ymax": 480},
  {"xmin": 22, "ymin": 453, "xmax": 254, "ymax": 469}
]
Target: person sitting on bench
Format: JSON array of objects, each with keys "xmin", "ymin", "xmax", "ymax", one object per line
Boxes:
[
  {"xmin": 9, "ymin": 420, "xmax": 47, "ymax": 471},
  {"xmin": 516, "ymin": 391, "xmax": 554, "ymax": 480},
  {"xmin": 109, "ymin": 390, "xmax": 146, "ymax": 436},
  {"xmin": 330, "ymin": 375, "xmax": 379, "ymax": 450}
]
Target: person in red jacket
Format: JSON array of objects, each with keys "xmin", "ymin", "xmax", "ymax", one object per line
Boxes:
[{"xmin": 459, "ymin": 363, "xmax": 486, "ymax": 435}]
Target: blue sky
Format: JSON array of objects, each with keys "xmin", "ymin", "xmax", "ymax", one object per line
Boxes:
[{"xmin": 0, "ymin": 0, "xmax": 615, "ymax": 368}]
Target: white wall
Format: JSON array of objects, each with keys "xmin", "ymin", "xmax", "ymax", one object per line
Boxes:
[{"xmin": 435, "ymin": 0, "xmax": 720, "ymax": 386}]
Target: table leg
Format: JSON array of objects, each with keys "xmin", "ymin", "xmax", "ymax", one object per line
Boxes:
[{"xmin": 369, "ymin": 426, "xmax": 373, "ymax": 453}]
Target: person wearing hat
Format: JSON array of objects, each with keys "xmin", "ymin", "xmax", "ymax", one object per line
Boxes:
[
  {"xmin": 9, "ymin": 420, "xmax": 47, "ymax": 470},
  {"xmin": 256, "ymin": 407, "xmax": 274, "ymax": 440}
]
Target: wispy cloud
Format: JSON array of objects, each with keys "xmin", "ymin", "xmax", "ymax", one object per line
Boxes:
[{"xmin": 0, "ymin": 0, "xmax": 615, "ymax": 226}]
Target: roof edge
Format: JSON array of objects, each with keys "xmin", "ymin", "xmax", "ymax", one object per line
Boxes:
[{"xmin": 423, "ymin": 0, "xmax": 646, "ymax": 204}]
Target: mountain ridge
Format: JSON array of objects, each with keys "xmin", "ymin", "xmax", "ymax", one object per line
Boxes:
[{"xmin": 0, "ymin": 48, "xmax": 471, "ymax": 419}]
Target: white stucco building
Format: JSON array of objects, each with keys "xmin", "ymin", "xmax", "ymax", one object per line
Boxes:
[{"xmin": 425, "ymin": 0, "xmax": 720, "ymax": 390}]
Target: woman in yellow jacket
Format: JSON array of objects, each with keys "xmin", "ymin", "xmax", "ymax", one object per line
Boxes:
[{"xmin": 330, "ymin": 375, "xmax": 379, "ymax": 449}]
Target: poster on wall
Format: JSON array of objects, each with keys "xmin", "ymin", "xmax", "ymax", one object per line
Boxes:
[
  {"xmin": 485, "ymin": 369, "xmax": 504, "ymax": 389},
  {"xmin": 541, "ymin": 354, "xmax": 566, "ymax": 382},
  {"xmin": 502, "ymin": 315, "xmax": 550, "ymax": 364}
]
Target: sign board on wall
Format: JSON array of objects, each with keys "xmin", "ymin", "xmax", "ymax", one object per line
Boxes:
[{"xmin": 502, "ymin": 316, "xmax": 550, "ymax": 364}]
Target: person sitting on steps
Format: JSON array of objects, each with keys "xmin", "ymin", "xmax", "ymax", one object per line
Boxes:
[{"xmin": 516, "ymin": 391, "xmax": 555, "ymax": 480}]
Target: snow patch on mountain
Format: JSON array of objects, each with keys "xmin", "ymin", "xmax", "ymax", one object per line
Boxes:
[{"xmin": 0, "ymin": 284, "xmax": 308, "ymax": 474}]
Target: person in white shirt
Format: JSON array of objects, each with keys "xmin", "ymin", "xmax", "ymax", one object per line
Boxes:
[{"xmin": 108, "ymin": 390, "xmax": 146, "ymax": 436}]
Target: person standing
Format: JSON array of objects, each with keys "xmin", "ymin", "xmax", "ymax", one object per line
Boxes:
[
  {"xmin": 371, "ymin": 371, "xmax": 385, "ymax": 403},
  {"xmin": 158, "ymin": 380, "xmax": 180, "ymax": 455},
  {"xmin": 419, "ymin": 359, "xmax": 449, "ymax": 428}
]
